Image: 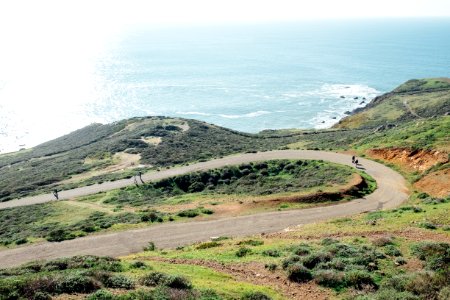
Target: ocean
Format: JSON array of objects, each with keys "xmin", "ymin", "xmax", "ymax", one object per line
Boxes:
[{"xmin": 1, "ymin": 18, "xmax": 449, "ymax": 153}]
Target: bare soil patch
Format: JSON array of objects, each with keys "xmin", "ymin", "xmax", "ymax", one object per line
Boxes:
[
  {"xmin": 414, "ymin": 168, "xmax": 450, "ymax": 197},
  {"xmin": 61, "ymin": 152, "xmax": 143, "ymax": 184},
  {"xmin": 367, "ymin": 147, "xmax": 448, "ymax": 172}
]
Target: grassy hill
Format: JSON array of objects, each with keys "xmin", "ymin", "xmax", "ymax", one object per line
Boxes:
[{"xmin": 334, "ymin": 78, "xmax": 450, "ymax": 129}]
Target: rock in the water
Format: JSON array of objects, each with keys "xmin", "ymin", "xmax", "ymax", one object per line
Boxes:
[
  {"xmin": 354, "ymin": 96, "xmax": 359, "ymax": 99},
  {"xmin": 340, "ymin": 95, "xmax": 345, "ymax": 98},
  {"xmin": 360, "ymin": 101, "xmax": 365, "ymax": 105},
  {"xmin": 332, "ymin": 117, "xmax": 337, "ymax": 119},
  {"xmin": 344, "ymin": 111, "xmax": 351, "ymax": 115}
]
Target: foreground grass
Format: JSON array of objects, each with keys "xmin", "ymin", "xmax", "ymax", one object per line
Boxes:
[{"xmin": 0, "ymin": 256, "xmax": 282, "ymax": 300}]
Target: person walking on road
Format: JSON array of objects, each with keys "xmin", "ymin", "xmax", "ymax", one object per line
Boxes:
[{"xmin": 52, "ymin": 189, "xmax": 59, "ymax": 200}]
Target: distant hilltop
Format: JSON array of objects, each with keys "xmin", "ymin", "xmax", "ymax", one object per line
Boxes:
[{"xmin": 334, "ymin": 77, "xmax": 450, "ymax": 129}]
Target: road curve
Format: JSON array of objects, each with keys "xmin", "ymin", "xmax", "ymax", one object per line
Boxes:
[{"xmin": 0, "ymin": 150, "xmax": 408, "ymax": 268}]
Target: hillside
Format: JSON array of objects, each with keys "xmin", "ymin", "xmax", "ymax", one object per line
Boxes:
[
  {"xmin": 0, "ymin": 117, "xmax": 304, "ymax": 201},
  {"xmin": 1, "ymin": 78, "xmax": 449, "ymax": 202},
  {"xmin": 0, "ymin": 78, "xmax": 449, "ymax": 300},
  {"xmin": 334, "ymin": 78, "xmax": 450, "ymax": 129}
]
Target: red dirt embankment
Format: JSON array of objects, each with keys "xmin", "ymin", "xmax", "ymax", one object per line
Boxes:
[
  {"xmin": 367, "ymin": 148, "xmax": 448, "ymax": 172},
  {"xmin": 367, "ymin": 147, "xmax": 449, "ymax": 197}
]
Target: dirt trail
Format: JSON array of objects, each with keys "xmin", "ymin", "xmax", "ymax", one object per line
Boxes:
[{"xmin": 0, "ymin": 150, "xmax": 409, "ymax": 268}]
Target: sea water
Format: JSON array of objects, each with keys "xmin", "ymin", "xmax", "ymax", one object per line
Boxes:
[{"xmin": 1, "ymin": 18, "xmax": 449, "ymax": 153}]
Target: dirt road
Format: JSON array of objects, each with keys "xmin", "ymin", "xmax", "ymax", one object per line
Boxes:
[{"xmin": 0, "ymin": 150, "xmax": 409, "ymax": 268}]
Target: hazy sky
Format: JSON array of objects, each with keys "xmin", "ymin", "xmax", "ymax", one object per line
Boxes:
[{"xmin": 1, "ymin": 0, "xmax": 450, "ymax": 31}]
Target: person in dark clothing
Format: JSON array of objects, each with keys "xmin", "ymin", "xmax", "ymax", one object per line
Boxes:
[
  {"xmin": 352, "ymin": 155, "xmax": 355, "ymax": 163},
  {"xmin": 138, "ymin": 171, "xmax": 144, "ymax": 184},
  {"xmin": 53, "ymin": 189, "xmax": 59, "ymax": 200}
]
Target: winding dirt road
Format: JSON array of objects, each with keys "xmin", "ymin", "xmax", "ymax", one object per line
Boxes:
[{"xmin": 0, "ymin": 150, "xmax": 408, "ymax": 268}]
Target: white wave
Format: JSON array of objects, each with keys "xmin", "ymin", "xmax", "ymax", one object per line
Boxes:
[
  {"xmin": 176, "ymin": 111, "xmax": 212, "ymax": 116},
  {"xmin": 218, "ymin": 111, "xmax": 271, "ymax": 119}
]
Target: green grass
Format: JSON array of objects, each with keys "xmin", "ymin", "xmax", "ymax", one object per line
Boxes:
[
  {"xmin": 0, "ymin": 255, "xmax": 282, "ymax": 300},
  {"xmin": 100, "ymin": 159, "xmax": 357, "ymax": 207}
]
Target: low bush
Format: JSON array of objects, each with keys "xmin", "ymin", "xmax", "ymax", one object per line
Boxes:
[
  {"xmin": 165, "ymin": 275, "xmax": 192, "ymax": 290},
  {"xmin": 55, "ymin": 273, "xmax": 101, "ymax": 294},
  {"xmin": 344, "ymin": 270, "xmax": 377, "ymax": 289},
  {"xmin": 104, "ymin": 274, "xmax": 135, "ymax": 289},
  {"xmin": 411, "ymin": 242, "xmax": 450, "ymax": 271},
  {"xmin": 236, "ymin": 247, "xmax": 252, "ymax": 257},
  {"xmin": 87, "ymin": 289, "xmax": 114, "ymax": 300},
  {"xmin": 281, "ymin": 255, "xmax": 302, "ymax": 269},
  {"xmin": 302, "ymin": 251, "xmax": 333, "ymax": 269},
  {"xmin": 241, "ymin": 291, "xmax": 272, "ymax": 300},
  {"xmin": 384, "ymin": 245, "xmax": 402, "ymax": 257},
  {"xmin": 140, "ymin": 272, "xmax": 169, "ymax": 287},
  {"xmin": 264, "ymin": 263, "xmax": 278, "ymax": 271},
  {"xmin": 144, "ymin": 241, "xmax": 156, "ymax": 251},
  {"xmin": 287, "ymin": 263, "xmax": 313, "ymax": 282},
  {"xmin": 177, "ymin": 209, "xmax": 200, "ymax": 218},
  {"xmin": 313, "ymin": 269, "xmax": 345, "ymax": 288},
  {"xmin": 262, "ymin": 249, "xmax": 281, "ymax": 257},
  {"xmin": 291, "ymin": 244, "xmax": 311, "ymax": 256},
  {"xmin": 130, "ymin": 261, "xmax": 148, "ymax": 269},
  {"xmin": 46, "ymin": 229, "xmax": 76, "ymax": 242},
  {"xmin": 196, "ymin": 241, "xmax": 222, "ymax": 249},
  {"xmin": 237, "ymin": 240, "xmax": 264, "ymax": 246}
]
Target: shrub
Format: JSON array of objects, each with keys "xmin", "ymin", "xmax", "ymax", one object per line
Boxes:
[
  {"xmin": 281, "ymin": 255, "xmax": 301, "ymax": 269},
  {"xmin": 384, "ymin": 245, "xmax": 402, "ymax": 257},
  {"xmin": 32, "ymin": 291, "xmax": 52, "ymax": 300},
  {"xmin": 199, "ymin": 289, "xmax": 222, "ymax": 300},
  {"xmin": 394, "ymin": 257, "xmax": 407, "ymax": 266},
  {"xmin": 177, "ymin": 209, "xmax": 199, "ymax": 218},
  {"xmin": 144, "ymin": 241, "xmax": 156, "ymax": 251},
  {"xmin": 302, "ymin": 251, "xmax": 333, "ymax": 269},
  {"xmin": 47, "ymin": 229, "xmax": 76, "ymax": 242},
  {"xmin": 345, "ymin": 270, "xmax": 377, "ymax": 289},
  {"xmin": 196, "ymin": 241, "xmax": 222, "ymax": 249},
  {"xmin": 105, "ymin": 274, "xmax": 135, "ymax": 289},
  {"xmin": 321, "ymin": 238, "xmax": 339, "ymax": 246},
  {"xmin": 201, "ymin": 208, "xmax": 214, "ymax": 215},
  {"xmin": 287, "ymin": 263, "xmax": 313, "ymax": 282},
  {"xmin": 264, "ymin": 263, "xmax": 277, "ymax": 271},
  {"xmin": 241, "ymin": 291, "xmax": 272, "ymax": 300},
  {"xmin": 0, "ymin": 278, "xmax": 25, "ymax": 299},
  {"xmin": 314, "ymin": 269, "xmax": 345, "ymax": 288},
  {"xmin": 15, "ymin": 238, "xmax": 28, "ymax": 245},
  {"xmin": 23, "ymin": 276, "xmax": 58, "ymax": 296},
  {"xmin": 165, "ymin": 275, "xmax": 192, "ymax": 289},
  {"xmin": 238, "ymin": 240, "xmax": 264, "ymax": 246},
  {"xmin": 130, "ymin": 261, "xmax": 149, "ymax": 269},
  {"xmin": 87, "ymin": 289, "xmax": 115, "ymax": 300},
  {"xmin": 438, "ymin": 286, "xmax": 450, "ymax": 300},
  {"xmin": 140, "ymin": 272, "xmax": 170, "ymax": 286},
  {"xmin": 411, "ymin": 242, "xmax": 449, "ymax": 271},
  {"xmin": 291, "ymin": 245, "xmax": 310, "ymax": 256},
  {"xmin": 58, "ymin": 274, "xmax": 101, "ymax": 294},
  {"xmin": 373, "ymin": 288, "xmax": 419, "ymax": 300},
  {"xmin": 262, "ymin": 249, "xmax": 281, "ymax": 257},
  {"xmin": 420, "ymin": 222, "xmax": 437, "ymax": 230},
  {"xmin": 236, "ymin": 247, "xmax": 252, "ymax": 257}
]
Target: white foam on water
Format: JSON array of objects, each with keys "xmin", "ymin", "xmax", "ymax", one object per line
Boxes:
[{"xmin": 306, "ymin": 83, "xmax": 381, "ymax": 129}]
